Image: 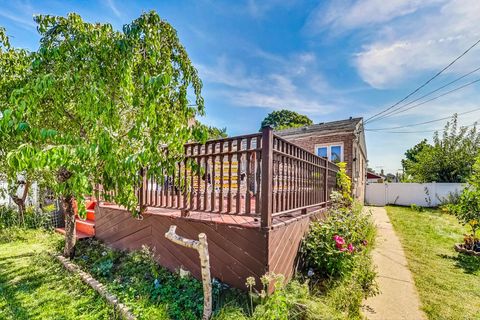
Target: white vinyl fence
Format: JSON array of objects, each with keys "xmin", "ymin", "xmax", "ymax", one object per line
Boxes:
[
  {"xmin": 0, "ymin": 181, "xmax": 10, "ymax": 206},
  {"xmin": 0, "ymin": 180, "xmax": 39, "ymax": 208},
  {"xmin": 365, "ymin": 182, "xmax": 465, "ymax": 207}
]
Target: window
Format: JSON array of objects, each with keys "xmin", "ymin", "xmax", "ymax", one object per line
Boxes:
[
  {"xmin": 317, "ymin": 147, "xmax": 327, "ymax": 158},
  {"xmin": 315, "ymin": 143, "xmax": 343, "ymax": 163}
]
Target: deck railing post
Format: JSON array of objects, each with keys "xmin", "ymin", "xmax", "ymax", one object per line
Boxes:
[
  {"xmin": 139, "ymin": 167, "xmax": 146, "ymax": 213},
  {"xmin": 261, "ymin": 126, "xmax": 273, "ymax": 228},
  {"xmin": 324, "ymin": 163, "xmax": 329, "ymax": 207}
]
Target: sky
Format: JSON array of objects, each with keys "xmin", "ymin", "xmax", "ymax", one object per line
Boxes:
[{"xmin": 2, "ymin": 0, "xmax": 480, "ymax": 174}]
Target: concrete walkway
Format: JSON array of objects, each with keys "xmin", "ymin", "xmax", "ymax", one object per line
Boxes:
[{"xmin": 363, "ymin": 206, "xmax": 426, "ymax": 320}]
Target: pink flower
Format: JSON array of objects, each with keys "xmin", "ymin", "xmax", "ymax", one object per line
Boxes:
[
  {"xmin": 333, "ymin": 235, "xmax": 346, "ymax": 249},
  {"xmin": 347, "ymin": 243, "xmax": 355, "ymax": 253},
  {"xmin": 339, "ymin": 248, "xmax": 347, "ymax": 252}
]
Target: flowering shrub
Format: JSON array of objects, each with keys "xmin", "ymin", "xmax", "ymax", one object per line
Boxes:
[{"xmin": 299, "ymin": 200, "xmax": 375, "ymax": 278}]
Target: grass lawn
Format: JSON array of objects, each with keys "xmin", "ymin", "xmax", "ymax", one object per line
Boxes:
[
  {"xmin": 385, "ymin": 206, "xmax": 480, "ymax": 320},
  {"xmin": 0, "ymin": 229, "xmax": 119, "ymax": 320}
]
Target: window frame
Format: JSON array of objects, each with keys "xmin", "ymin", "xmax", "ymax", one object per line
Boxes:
[{"xmin": 314, "ymin": 142, "xmax": 344, "ymax": 163}]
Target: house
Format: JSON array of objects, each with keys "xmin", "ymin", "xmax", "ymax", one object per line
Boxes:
[
  {"xmin": 367, "ymin": 171, "xmax": 384, "ymax": 184},
  {"xmin": 275, "ymin": 117, "xmax": 367, "ymax": 202}
]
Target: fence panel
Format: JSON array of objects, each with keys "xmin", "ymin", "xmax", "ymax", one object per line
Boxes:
[{"xmin": 366, "ymin": 182, "xmax": 465, "ymax": 207}]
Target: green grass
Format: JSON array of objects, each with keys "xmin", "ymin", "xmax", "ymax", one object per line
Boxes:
[
  {"xmin": 385, "ymin": 206, "xmax": 480, "ymax": 320},
  {"xmin": 0, "ymin": 228, "xmax": 119, "ymax": 320},
  {"xmin": 0, "ymin": 202, "xmax": 377, "ymax": 320}
]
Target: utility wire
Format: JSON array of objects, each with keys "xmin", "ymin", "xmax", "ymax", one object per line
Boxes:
[
  {"xmin": 365, "ymin": 37, "xmax": 480, "ymax": 124},
  {"xmin": 369, "ymin": 120, "xmax": 478, "ymax": 134},
  {"xmin": 365, "ymin": 77, "xmax": 480, "ymax": 123},
  {"xmin": 369, "ymin": 66, "xmax": 480, "ymax": 123},
  {"xmin": 366, "ymin": 107, "xmax": 480, "ymax": 131}
]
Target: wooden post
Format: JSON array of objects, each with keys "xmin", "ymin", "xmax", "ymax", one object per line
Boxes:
[
  {"xmin": 324, "ymin": 163, "xmax": 329, "ymax": 206},
  {"xmin": 165, "ymin": 225, "xmax": 212, "ymax": 320},
  {"xmin": 261, "ymin": 126, "xmax": 273, "ymax": 229},
  {"xmin": 139, "ymin": 168, "xmax": 146, "ymax": 214}
]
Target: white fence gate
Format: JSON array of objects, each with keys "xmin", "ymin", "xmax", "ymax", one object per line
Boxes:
[{"xmin": 365, "ymin": 183, "xmax": 465, "ymax": 207}]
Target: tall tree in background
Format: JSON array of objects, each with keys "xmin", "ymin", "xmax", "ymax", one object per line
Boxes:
[
  {"xmin": 401, "ymin": 139, "xmax": 431, "ymax": 175},
  {"xmin": 1, "ymin": 12, "xmax": 205, "ymax": 258},
  {"xmin": 402, "ymin": 115, "xmax": 480, "ymax": 182},
  {"xmin": 260, "ymin": 109, "xmax": 313, "ymax": 131}
]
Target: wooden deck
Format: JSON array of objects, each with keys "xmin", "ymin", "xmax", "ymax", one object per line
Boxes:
[
  {"xmin": 94, "ymin": 127, "xmax": 338, "ymax": 290},
  {"xmin": 95, "ymin": 203, "xmax": 327, "ymax": 290}
]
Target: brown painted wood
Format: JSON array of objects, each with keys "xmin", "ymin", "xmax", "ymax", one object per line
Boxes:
[{"xmin": 260, "ymin": 127, "xmax": 273, "ymax": 228}]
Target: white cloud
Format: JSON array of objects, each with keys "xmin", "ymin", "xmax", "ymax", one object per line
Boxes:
[
  {"xmin": 0, "ymin": 5, "xmax": 36, "ymax": 31},
  {"xmin": 354, "ymin": 0, "xmax": 480, "ymax": 88},
  {"xmin": 104, "ymin": 0, "xmax": 121, "ymax": 18},
  {"xmin": 307, "ymin": 0, "xmax": 443, "ymax": 33},
  {"xmin": 197, "ymin": 52, "xmax": 340, "ymax": 115}
]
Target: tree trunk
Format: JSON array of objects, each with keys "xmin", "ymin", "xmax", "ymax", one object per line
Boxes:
[
  {"xmin": 63, "ymin": 194, "xmax": 76, "ymax": 259},
  {"xmin": 9, "ymin": 180, "xmax": 31, "ymax": 227},
  {"xmin": 165, "ymin": 225, "xmax": 212, "ymax": 320}
]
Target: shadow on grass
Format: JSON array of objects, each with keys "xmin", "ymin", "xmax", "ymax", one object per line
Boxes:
[{"xmin": 439, "ymin": 253, "xmax": 480, "ymax": 274}]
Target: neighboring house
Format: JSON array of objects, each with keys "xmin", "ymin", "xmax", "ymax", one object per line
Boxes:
[
  {"xmin": 367, "ymin": 171, "xmax": 385, "ymax": 184},
  {"xmin": 275, "ymin": 117, "xmax": 367, "ymax": 202}
]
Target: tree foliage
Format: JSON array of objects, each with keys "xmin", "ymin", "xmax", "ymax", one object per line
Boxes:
[
  {"xmin": 454, "ymin": 156, "xmax": 480, "ymax": 237},
  {"xmin": 0, "ymin": 12, "xmax": 205, "ymax": 256},
  {"xmin": 0, "ymin": 27, "xmax": 48, "ymax": 221},
  {"xmin": 195, "ymin": 121, "xmax": 227, "ymax": 140},
  {"xmin": 260, "ymin": 109, "xmax": 312, "ymax": 131},
  {"xmin": 402, "ymin": 115, "xmax": 480, "ymax": 182}
]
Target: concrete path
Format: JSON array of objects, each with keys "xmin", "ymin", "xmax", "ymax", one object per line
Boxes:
[{"xmin": 363, "ymin": 206, "xmax": 426, "ymax": 320}]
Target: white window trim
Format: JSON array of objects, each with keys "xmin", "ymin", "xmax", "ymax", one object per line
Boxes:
[{"xmin": 314, "ymin": 142, "xmax": 344, "ymax": 162}]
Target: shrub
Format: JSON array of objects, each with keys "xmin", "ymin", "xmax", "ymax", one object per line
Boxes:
[
  {"xmin": 335, "ymin": 162, "xmax": 352, "ymax": 207},
  {"xmin": 0, "ymin": 205, "xmax": 54, "ymax": 229},
  {"xmin": 454, "ymin": 156, "xmax": 480, "ymax": 238},
  {"xmin": 299, "ymin": 200, "xmax": 375, "ymax": 279}
]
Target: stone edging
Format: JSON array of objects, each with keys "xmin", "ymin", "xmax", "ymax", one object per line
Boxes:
[{"xmin": 56, "ymin": 255, "xmax": 136, "ymax": 320}]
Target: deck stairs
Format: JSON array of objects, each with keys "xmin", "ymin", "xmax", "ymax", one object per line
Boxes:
[{"xmin": 55, "ymin": 200, "xmax": 96, "ymax": 239}]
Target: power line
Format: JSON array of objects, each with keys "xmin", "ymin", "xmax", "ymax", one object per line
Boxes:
[
  {"xmin": 366, "ymin": 107, "xmax": 480, "ymax": 131},
  {"xmin": 369, "ymin": 66, "xmax": 480, "ymax": 123},
  {"xmin": 366, "ymin": 77, "xmax": 480, "ymax": 122},
  {"xmin": 365, "ymin": 37, "xmax": 480, "ymax": 124},
  {"xmin": 368, "ymin": 120, "xmax": 478, "ymax": 134}
]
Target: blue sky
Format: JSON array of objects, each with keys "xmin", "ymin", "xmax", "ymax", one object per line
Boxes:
[{"xmin": 2, "ymin": 0, "xmax": 480, "ymax": 173}]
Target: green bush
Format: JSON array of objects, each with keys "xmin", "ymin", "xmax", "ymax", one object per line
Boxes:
[
  {"xmin": 299, "ymin": 200, "xmax": 376, "ymax": 279},
  {"xmin": 454, "ymin": 156, "xmax": 480, "ymax": 237},
  {"xmin": 0, "ymin": 205, "xmax": 53, "ymax": 229}
]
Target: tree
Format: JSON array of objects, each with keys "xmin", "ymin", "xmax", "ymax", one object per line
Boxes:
[
  {"xmin": 1, "ymin": 12, "xmax": 205, "ymax": 258},
  {"xmin": 402, "ymin": 115, "xmax": 480, "ymax": 182},
  {"xmin": 0, "ymin": 27, "xmax": 44, "ymax": 223},
  {"xmin": 260, "ymin": 109, "xmax": 312, "ymax": 131},
  {"xmin": 401, "ymin": 139, "xmax": 431, "ymax": 174},
  {"xmin": 195, "ymin": 121, "xmax": 227, "ymax": 140}
]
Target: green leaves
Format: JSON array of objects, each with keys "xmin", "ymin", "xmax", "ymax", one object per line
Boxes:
[
  {"xmin": 403, "ymin": 115, "xmax": 480, "ymax": 183},
  {"xmin": 260, "ymin": 109, "xmax": 313, "ymax": 131},
  {"xmin": 1, "ymin": 11, "xmax": 204, "ymax": 215}
]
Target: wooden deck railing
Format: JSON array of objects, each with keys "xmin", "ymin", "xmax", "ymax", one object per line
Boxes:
[{"xmin": 137, "ymin": 126, "xmax": 339, "ymax": 227}]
